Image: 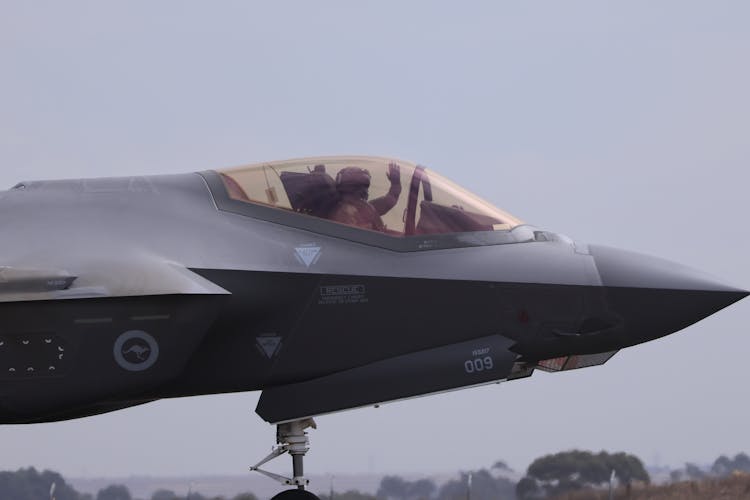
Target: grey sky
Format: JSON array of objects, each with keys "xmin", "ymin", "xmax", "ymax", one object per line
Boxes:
[{"xmin": 1, "ymin": 1, "xmax": 748, "ymax": 479}]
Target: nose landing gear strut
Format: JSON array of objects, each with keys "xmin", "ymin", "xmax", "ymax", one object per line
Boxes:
[{"xmin": 250, "ymin": 418, "xmax": 320, "ymax": 500}]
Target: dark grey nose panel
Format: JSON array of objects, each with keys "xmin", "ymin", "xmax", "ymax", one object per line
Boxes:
[
  {"xmin": 602, "ymin": 287, "xmax": 746, "ymax": 344},
  {"xmin": 589, "ymin": 245, "xmax": 748, "ymax": 344},
  {"xmin": 590, "ymin": 244, "xmax": 746, "ymax": 293}
]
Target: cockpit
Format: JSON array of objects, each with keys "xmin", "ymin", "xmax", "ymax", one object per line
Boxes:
[{"xmin": 216, "ymin": 157, "xmax": 522, "ymax": 238}]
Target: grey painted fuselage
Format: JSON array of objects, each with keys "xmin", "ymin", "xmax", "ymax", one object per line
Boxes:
[{"xmin": 0, "ymin": 168, "xmax": 745, "ymax": 425}]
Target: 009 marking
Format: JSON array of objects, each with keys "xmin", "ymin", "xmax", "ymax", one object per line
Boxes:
[{"xmin": 464, "ymin": 356, "xmax": 494, "ymax": 374}]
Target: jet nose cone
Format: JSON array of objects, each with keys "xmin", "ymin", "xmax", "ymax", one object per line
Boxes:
[
  {"xmin": 589, "ymin": 245, "xmax": 748, "ymax": 342},
  {"xmin": 590, "ymin": 244, "xmax": 748, "ymax": 295}
]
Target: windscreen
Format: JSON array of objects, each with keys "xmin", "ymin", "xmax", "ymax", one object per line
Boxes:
[{"xmin": 217, "ymin": 156, "xmax": 522, "ymax": 237}]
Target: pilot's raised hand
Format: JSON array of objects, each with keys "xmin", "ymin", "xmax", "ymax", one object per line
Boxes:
[
  {"xmin": 387, "ymin": 162, "xmax": 401, "ymax": 186},
  {"xmin": 372, "ymin": 163, "xmax": 403, "ymax": 217}
]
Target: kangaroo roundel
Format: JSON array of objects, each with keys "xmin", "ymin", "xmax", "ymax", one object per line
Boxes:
[{"xmin": 114, "ymin": 330, "xmax": 159, "ymax": 372}]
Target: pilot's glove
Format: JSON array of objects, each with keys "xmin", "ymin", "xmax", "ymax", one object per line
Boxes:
[
  {"xmin": 387, "ymin": 162, "xmax": 401, "ymax": 186},
  {"xmin": 372, "ymin": 163, "xmax": 403, "ymax": 216}
]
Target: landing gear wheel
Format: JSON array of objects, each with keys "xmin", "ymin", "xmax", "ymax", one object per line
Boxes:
[{"xmin": 271, "ymin": 490, "xmax": 320, "ymax": 500}]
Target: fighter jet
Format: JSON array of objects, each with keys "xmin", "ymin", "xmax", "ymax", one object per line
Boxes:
[{"xmin": 0, "ymin": 156, "xmax": 745, "ymax": 499}]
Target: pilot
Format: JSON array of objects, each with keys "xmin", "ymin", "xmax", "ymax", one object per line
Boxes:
[{"xmin": 328, "ymin": 163, "xmax": 402, "ymax": 231}]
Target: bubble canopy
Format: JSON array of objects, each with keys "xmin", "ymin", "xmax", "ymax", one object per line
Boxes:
[{"xmin": 216, "ymin": 156, "xmax": 522, "ymax": 239}]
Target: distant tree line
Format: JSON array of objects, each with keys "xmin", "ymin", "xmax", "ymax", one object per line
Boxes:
[
  {"xmin": 670, "ymin": 452, "xmax": 750, "ymax": 482},
  {"xmin": 0, "ymin": 468, "xmax": 83, "ymax": 500},
  {"xmin": 366, "ymin": 450, "xmax": 651, "ymax": 500},
  {"xmin": 16, "ymin": 450, "xmax": 749, "ymax": 500},
  {"xmin": 515, "ymin": 450, "xmax": 649, "ymax": 499},
  {"xmin": 0, "ymin": 468, "xmax": 257, "ymax": 500},
  {"xmin": 369, "ymin": 460, "xmax": 517, "ymax": 500}
]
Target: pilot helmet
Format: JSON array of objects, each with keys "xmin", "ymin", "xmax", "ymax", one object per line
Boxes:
[{"xmin": 336, "ymin": 167, "xmax": 371, "ymax": 198}]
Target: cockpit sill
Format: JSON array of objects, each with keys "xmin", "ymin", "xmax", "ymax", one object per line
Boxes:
[{"xmin": 201, "ymin": 170, "xmax": 574, "ymax": 253}]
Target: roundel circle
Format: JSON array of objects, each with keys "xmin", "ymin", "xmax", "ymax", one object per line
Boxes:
[{"xmin": 113, "ymin": 330, "xmax": 159, "ymax": 372}]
